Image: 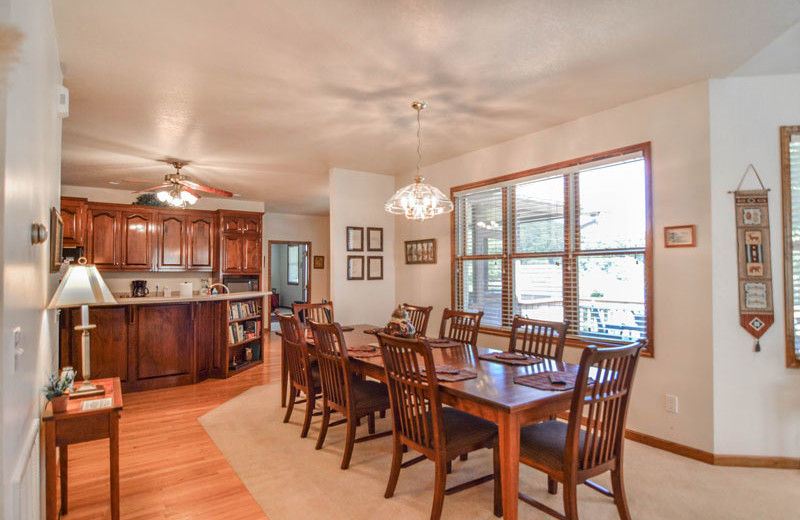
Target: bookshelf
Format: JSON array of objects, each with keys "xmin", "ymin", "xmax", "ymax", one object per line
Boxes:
[{"xmin": 221, "ymin": 296, "xmax": 264, "ymax": 377}]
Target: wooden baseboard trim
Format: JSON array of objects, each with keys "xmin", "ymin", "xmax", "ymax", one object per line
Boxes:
[
  {"xmin": 712, "ymin": 455, "xmax": 800, "ymax": 470},
  {"xmin": 625, "ymin": 429, "xmax": 715, "ymax": 464}
]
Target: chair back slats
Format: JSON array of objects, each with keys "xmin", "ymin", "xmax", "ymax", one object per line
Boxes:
[
  {"xmin": 278, "ymin": 314, "xmax": 312, "ymax": 390},
  {"xmin": 402, "ymin": 303, "xmax": 434, "ymax": 337},
  {"xmin": 565, "ymin": 341, "xmax": 644, "ymax": 472},
  {"xmin": 439, "ymin": 308, "xmax": 483, "ymax": 345},
  {"xmin": 509, "ymin": 316, "xmax": 569, "ymax": 361},
  {"xmin": 293, "ymin": 301, "xmax": 334, "ymax": 326},
  {"xmin": 377, "ymin": 334, "xmax": 443, "ymax": 455},
  {"xmin": 309, "ymin": 321, "xmax": 351, "ymax": 411}
]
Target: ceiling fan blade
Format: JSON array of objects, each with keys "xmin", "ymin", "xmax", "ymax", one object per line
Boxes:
[
  {"xmin": 133, "ymin": 184, "xmax": 172, "ymax": 194},
  {"xmin": 181, "ymin": 185, "xmax": 201, "ymax": 199},
  {"xmin": 180, "ymin": 180, "xmax": 233, "ymax": 197}
]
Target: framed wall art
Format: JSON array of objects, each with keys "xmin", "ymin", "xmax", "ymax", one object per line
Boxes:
[
  {"xmin": 313, "ymin": 255, "xmax": 325, "ymax": 269},
  {"xmin": 664, "ymin": 225, "xmax": 696, "ymax": 248},
  {"xmin": 367, "ymin": 227, "xmax": 383, "ymax": 251},
  {"xmin": 367, "ymin": 256, "xmax": 383, "ymax": 280},
  {"xmin": 405, "ymin": 238, "xmax": 436, "ymax": 264},
  {"xmin": 347, "ymin": 255, "xmax": 364, "ymax": 280},
  {"xmin": 346, "ymin": 226, "xmax": 364, "ymax": 251},
  {"xmin": 50, "ymin": 207, "xmax": 63, "ymax": 273}
]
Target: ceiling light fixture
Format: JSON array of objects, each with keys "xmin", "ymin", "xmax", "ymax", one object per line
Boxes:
[{"xmin": 385, "ymin": 100, "xmax": 453, "ymax": 221}]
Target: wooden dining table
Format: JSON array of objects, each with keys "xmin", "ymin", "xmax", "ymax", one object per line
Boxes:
[{"xmin": 298, "ymin": 324, "xmax": 579, "ymax": 520}]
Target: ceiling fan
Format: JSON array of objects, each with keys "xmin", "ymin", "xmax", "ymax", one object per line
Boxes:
[{"xmin": 135, "ymin": 161, "xmax": 233, "ymax": 207}]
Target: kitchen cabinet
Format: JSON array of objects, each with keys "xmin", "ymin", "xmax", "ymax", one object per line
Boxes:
[
  {"xmin": 61, "ymin": 197, "xmax": 87, "ymax": 247},
  {"xmin": 156, "ymin": 211, "xmax": 187, "ymax": 270},
  {"xmin": 220, "ymin": 211, "xmax": 261, "ymax": 235},
  {"xmin": 219, "ymin": 210, "xmax": 263, "ymax": 276},
  {"xmin": 60, "ymin": 306, "xmax": 130, "ymax": 383},
  {"xmin": 87, "ymin": 205, "xmax": 121, "ymax": 269},
  {"xmin": 120, "ymin": 209, "xmax": 155, "ymax": 270},
  {"xmin": 243, "ymin": 235, "xmax": 262, "ymax": 273},
  {"xmin": 187, "ymin": 212, "xmax": 216, "ymax": 271}
]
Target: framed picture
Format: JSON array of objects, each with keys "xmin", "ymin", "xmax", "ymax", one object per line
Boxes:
[
  {"xmin": 313, "ymin": 255, "xmax": 325, "ymax": 269},
  {"xmin": 347, "ymin": 255, "xmax": 364, "ymax": 280},
  {"xmin": 367, "ymin": 256, "xmax": 383, "ymax": 280},
  {"xmin": 405, "ymin": 238, "xmax": 437, "ymax": 264},
  {"xmin": 664, "ymin": 225, "xmax": 696, "ymax": 248},
  {"xmin": 367, "ymin": 227, "xmax": 383, "ymax": 251},
  {"xmin": 50, "ymin": 207, "xmax": 63, "ymax": 273},
  {"xmin": 346, "ymin": 226, "xmax": 364, "ymax": 251}
]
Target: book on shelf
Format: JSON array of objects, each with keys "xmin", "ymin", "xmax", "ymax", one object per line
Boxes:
[{"xmin": 229, "ymin": 300, "xmax": 261, "ymax": 320}]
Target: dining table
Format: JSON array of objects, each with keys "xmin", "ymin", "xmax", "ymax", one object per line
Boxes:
[{"xmin": 296, "ymin": 324, "xmax": 580, "ymax": 520}]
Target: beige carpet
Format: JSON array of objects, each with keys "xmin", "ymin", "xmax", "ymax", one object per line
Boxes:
[{"xmin": 199, "ymin": 385, "xmax": 799, "ymax": 520}]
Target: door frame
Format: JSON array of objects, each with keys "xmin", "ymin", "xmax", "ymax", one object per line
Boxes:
[{"xmin": 267, "ymin": 240, "xmax": 312, "ymax": 315}]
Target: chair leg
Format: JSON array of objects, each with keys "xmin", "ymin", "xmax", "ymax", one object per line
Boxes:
[
  {"xmin": 611, "ymin": 468, "xmax": 632, "ymax": 520},
  {"xmin": 446, "ymin": 460, "xmax": 452, "ymax": 474},
  {"xmin": 280, "ymin": 348, "xmax": 287, "ymax": 407},
  {"xmin": 315, "ymin": 404, "xmax": 330, "ymax": 450},
  {"xmin": 341, "ymin": 417, "xmax": 357, "ymax": 469},
  {"xmin": 283, "ymin": 386, "xmax": 296, "ymax": 423},
  {"xmin": 459, "ymin": 453, "xmax": 468, "ymax": 462},
  {"xmin": 379, "ymin": 409, "xmax": 386, "ymax": 419},
  {"xmin": 431, "ymin": 459, "xmax": 447, "ymax": 520},
  {"xmin": 493, "ymin": 439, "xmax": 502, "ymax": 518},
  {"xmin": 384, "ymin": 437, "xmax": 403, "ymax": 499},
  {"xmin": 548, "ymin": 476, "xmax": 558, "ymax": 495},
  {"xmin": 562, "ymin": 477, "xmax": 579, "ymax": 520},
  {"xmin": 300, "ymin": 394, "xmax": 314, "ymax": 438},
  {"xmin": 368, "ymin": 412, "xmax": 376, "ymax": 434}
]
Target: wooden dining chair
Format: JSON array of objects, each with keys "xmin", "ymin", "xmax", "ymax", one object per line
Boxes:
[
  {"xmin": 402, "ymin": 303, "xmax": 434, "ymax": 337},
  {"xmin": 277, "ymin": 314, "xmax": 320, "ymax": 438},
  {"xmin": 377, "ymin": 333, "xmax": 501, "ymax": 520},
  {"xmin": 508, "ymin": 316, "xmax": 570, "ymax": 361},
  {"xmin": 438, "ymin": 308, "xmax": 483, "ymax": 345},
  {"xmin": 516, "ymin": 340, "xmax": 645, "ymax": 520},
  {"xmin": 310, "ymin": 321, "xmax": 391, "ymax": 469},
  {"xmin": 280, "ymin": 301, "xmax": 333, "ymax": 407}
]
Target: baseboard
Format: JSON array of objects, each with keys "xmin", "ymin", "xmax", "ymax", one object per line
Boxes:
[
  {"xmin": 624, "ymin": 429, "xmax": 715, "ymax": 464},
  {"xmin": 712, "ymin": 455, "xmax": 800, "ymax": 469}
]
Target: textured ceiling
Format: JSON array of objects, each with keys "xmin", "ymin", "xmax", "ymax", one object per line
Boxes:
[{"xmin": 53, "ymin": 0, "xmax": 800, "ymax": 215}]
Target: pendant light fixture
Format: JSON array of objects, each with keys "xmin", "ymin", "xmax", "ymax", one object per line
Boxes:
[{"xmin": 385, "ymin": 100, "xmax": 454, "ymax": 221}]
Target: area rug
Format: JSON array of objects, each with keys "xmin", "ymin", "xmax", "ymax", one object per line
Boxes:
[{"xmin": 199, "ymin": 385, "xmax": 799, "ymax": 520}]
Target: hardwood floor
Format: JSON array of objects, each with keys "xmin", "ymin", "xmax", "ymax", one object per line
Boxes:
[{"xmin": 58, "ymin": 332, "xmax": 284, "ymax": 519}]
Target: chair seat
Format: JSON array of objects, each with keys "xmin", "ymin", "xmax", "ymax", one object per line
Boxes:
[
  {"xmin": 351, "ymin": 379, "xmax": 390, "ymax": 412},
  {"xmin": 519, "ymin": 420, "xmax": 586, "ymax": 470},
  {"xmin": 441, "ymin": 407, "xmax": 497, "ymax": 454}
]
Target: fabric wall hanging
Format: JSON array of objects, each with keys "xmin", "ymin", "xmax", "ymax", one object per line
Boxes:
[{"xmin": 732, "ymin": 165, "xmax": 773, "ymax": 351}]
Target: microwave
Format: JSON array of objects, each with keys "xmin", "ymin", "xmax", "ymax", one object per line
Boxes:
[{"xmin": 222, "ymin": 275, "xmax": 259, "ymax": 293}]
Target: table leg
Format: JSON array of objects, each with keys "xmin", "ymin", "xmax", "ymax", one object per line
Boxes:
[
  {"xmin": 60, "ymin": 445, "xmax": 68, "ymax": 514},
  {"xmin": 110, "ymin": 411, "xmax": 120, "ymax": 520},
  {"xmin": 45, "ymin": 421, "xmax": 57, "ymax": 520},
  {"xmin": 498, "ymin": 412, "xmax": 521, "ymax": 520},
  {"xmin": 281, "ymin": 345, "xmax": 287, "ymax": 407}
]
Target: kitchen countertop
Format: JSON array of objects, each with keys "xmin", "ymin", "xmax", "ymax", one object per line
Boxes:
[{"xmin": 93, "ymin": 291, "xmax": 268, "ymax": 306}]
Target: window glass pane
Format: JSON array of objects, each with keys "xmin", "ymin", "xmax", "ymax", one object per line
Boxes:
[
  {"xmin": 513, "ymin": 257, "xmax": 564, "ymax": 322},
  {"xmin": 460, "ymin": 259, "xmax": 503, "ymax": 327},
  {"xmin": 578, "ymin": 254, "xmax": 645, "ymax": 341},
  {"xmin": 789, "ymin": 134, "xmax": 800, "ymax": 361},
  {"xmin": 288, "ymin": 245, "xmax": 299, "ymax": 284},
  {"xmin": 457, "ymin": 188, "xmax": 503, "ymax": 256},
  {"xmin": 578, "ymin": 159, "xmax": 646, "ymax": 250},
  {"xmin": 514, "ymin": 176, "xmax": 565, "ymax": 253}
]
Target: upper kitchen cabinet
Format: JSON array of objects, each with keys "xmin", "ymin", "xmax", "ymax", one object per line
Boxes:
[
  {"xmin": 120, "ymin": 208, "xmax": 155, "ymax": 270},
  {"xmin": 87, "ymin": 204, "xmax": 121, "ymax": 269},
  {"xmin": 61, "ymin": 197, "xmax": 87, "ymax": 247},
  {"xmin": 187, "ymin": 212, "xmax": 216, "ymax": 271},
  {"xmin": 219, "ymin": 211, "xmax": 262, "ymax": 235},
  {"xmin": 156, "ymin": 211, "xmax": 187, "ymax": 270},
  {"xmin": 218, "ymin": 210, "xmax": 263, "ymax": 275}
]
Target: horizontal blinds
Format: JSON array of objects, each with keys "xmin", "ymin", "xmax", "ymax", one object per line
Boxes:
[{"xmin": 790, "ymin": 135, "xmax": 800, "ymax": 360}]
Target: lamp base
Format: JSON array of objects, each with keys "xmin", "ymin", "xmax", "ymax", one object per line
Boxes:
[{"xmin": 68, "ymin": 381, "xmax": 105, "ymax": 399}]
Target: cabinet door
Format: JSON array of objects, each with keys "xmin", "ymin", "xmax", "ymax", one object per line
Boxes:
[
  {"xmin": 157, "ymin": 213, "xmax": 187, "ymax": 270},
  {"xmin": 121, "ymin": 210, "xmax": 154, "ymax": 270},
  {"xmin": 87, "ymin": 207, "xmax": 120, "ymax": 269},
  {"xmin": 242, "ymin": 215, "xmax": 261, "ymax": 235},
  {"xmin": 66, "ymin": 306, "xmax": 129, "ymax": 382},
  {"xmin": 220, "ymin": 214, "xmax": 242, "ymax": 234},
  {"xmin": 242, "ymin": 235, "xmax": 262, "ymax": 273},
  {"xmin": 135, "ymin": 304, "xmax": 193, "ymax": 380},
  {"xmin": 187, "ymin": 213, "xmax": 215, "ymax": 271},
  {"xmin": 221, "ymin": 235, "xmax": 243, "ymax": 273},
  {"xmin": 61, "ymin": 198, "xmax": 86, "ymax": 247},
  {"xmin": 194, "ymin": 301, "xmax": 218, "ymax": 382}
]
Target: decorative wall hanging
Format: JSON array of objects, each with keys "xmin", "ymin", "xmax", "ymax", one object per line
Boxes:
[
  {"xmin": 664, "ymin": 225, "xmax": 696, "ymax": 247},
  {"xmin": 367, "ymin": 256, "xmax": 384, "ymax": 280},
  {"xmin": 346, "ymin": 227, "xmax": 364, "ymax": 251},
  {"xmin": 347, "ymin": 255, "xmax": 364, "ymax": 280},
  {"xmin": 731, "ymin": 165, "xmax": 773, "ymax": 351},
  {"xmin": 313, "ymin": 256, "xmax": 325, "ymax": 269},
  {"xmin": 367, "ymin": 227, "xmax": 383, "ymax": 251},
  {"xmin": 405, "ymin": 239, "xmax": 437, "ymax": 264}
]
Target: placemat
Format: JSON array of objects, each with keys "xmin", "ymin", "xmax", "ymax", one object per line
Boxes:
[
  {"xmin": 425, "ymin": 338, "xmax": 463, "ymax": 349},
  {"xmin": 513, "ymin": 371, "xmax": 593, "ymax": 391},
  {"xmin": 363, "ymin": 328, "xmax": 383, "ymax": 335},
  {"xmin": 479, "ymin": 352, "xmax": 543, "ymax": 366},
  {"xmin": 420, "ymin": 365, "xmax": 477, "ymax": 382},
  {"xmin": 347, "ymin": 345, "xmax": 381, "ymax": 358},
  {"xmin": 341, "ymin": 326, "xmax": 355, "ymax": 332}
]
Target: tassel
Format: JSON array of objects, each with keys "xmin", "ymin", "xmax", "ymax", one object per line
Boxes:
[{"xmin": 754, "ymin": 338, "xmax": 761, "ymax": 352}]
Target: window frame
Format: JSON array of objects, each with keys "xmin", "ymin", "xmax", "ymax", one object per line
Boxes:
[
  {"xmin": 450, "ymin": 142, "xmax": 654, "ymax": 356},
  {"xmin": 780, "ymin": 126, "xmax": 800, "ymax": 369}
]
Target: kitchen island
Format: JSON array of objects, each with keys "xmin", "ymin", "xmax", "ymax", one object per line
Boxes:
[{"xmin": 59, "ymin": 292, "xmax": 267, "ymax": 392}]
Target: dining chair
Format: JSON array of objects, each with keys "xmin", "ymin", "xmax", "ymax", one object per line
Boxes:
[
  {"xmin": 377, "ymin": 333, "xmax": 501, "ymax": 520},
  {"xmin": 310, "ymin": 321, "xmax": 391, "ymax": 469},
  {"xmin": 277, "ymin": 313, "xmax": 320, "ymax": 438},
  {"xmin": 508, "ymin": 316, "xmax": 570, "ymax": 361},
  {"xmin": 402, "ymin": 303, "xmax": 434, "ymax": 337},
  {"xmin": 438, "ymin": 308, "xmax": 483, "ymax": 345},
  {"xmin": 280, "ymin": 301, "xmax": 333, "ymax": 407},
  {"xmin": 516, "ymin": 340, "xmax": 645, "ymax": 520}
]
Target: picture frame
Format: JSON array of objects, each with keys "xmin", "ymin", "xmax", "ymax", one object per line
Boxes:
[
  {"xmin": 367, "ymin": 256, "xmax": 383, "ymax": 280},
  {"xmin": 664, "ymin": 225, "xmax": 696, "ymax": 248},
  {"xmin": 313, "ymin": 255, "xmax": 325, "ymax": 269},
  {"xmin": 346, "ymin": 226, "xmax": 364, "ymax": 251},
  {"xmin": 405, "ymin": 238, "xmax": 437, "ymax": 264},
  {"xmin": 50, "ymin": 207, "xmax": 63, "ymax": 273},
  {"xmin": 347, "ymin": 255, "xmax": 364, "ymax": 280},
  {"xmin": 367, "ymin": 227, "xmax": 383, "ymax": 251}
]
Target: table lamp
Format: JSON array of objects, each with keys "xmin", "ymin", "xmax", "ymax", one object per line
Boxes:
[{"xmin": 47, "ymin": 257, "xmax": 116, "ymax": 394}]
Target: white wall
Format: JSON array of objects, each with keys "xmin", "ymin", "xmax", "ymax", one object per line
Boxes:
[
  {"xmin": 709, "ymin": 74, "xmax": 800, "ymax": 458},
  {"xmin": 330, "ymin": 168, "xmax": 395, "ymax": 326},
  {"xmin": 1, "ymin": 0, "xmax": 63, "ymax": 517},
  {"xmin": 394, "ymin": 82, "xmax": 716, "ymax": 452}
]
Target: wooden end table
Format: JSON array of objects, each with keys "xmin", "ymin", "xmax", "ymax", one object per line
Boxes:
[{"xmin": 43, "ymin": 377, "xmax": 123, "ymax": 520}]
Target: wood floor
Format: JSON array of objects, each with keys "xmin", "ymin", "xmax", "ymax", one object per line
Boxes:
[{"xmin": 58, "ymin": 333, "xmax": 284, "ymax": 519}]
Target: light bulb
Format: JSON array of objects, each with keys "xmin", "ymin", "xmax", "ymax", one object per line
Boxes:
[
  {"xmin": 156, "ymin": 191, "xmax": 170, "ymax": 202},
  {"xmin": 181, "ymin": 190, "xmax": 198, "ymax": 204}
]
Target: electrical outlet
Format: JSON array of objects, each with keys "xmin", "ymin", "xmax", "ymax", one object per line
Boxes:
[{"xmin": 665, "ymin": 394, "xmax": 678, "ymax": 414}]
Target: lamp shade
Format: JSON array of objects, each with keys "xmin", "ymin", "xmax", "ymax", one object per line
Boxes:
[{"xmin": 48, "ymin": 260, "xmax": 116, "ymax": 308}]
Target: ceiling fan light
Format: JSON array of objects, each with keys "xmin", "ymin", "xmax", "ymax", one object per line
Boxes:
[
  {"xmin": 156, "ymin": 190, "xmax": 170, "ymax": 202},
  {"xmin": 180, "ymin": 190, "xmax": 198, "ymax": 204}
]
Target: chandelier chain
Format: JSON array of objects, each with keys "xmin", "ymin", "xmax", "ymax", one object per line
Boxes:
[{"xmin": 416, "ymin": 106, "xmax": 422, "ymax": 175}]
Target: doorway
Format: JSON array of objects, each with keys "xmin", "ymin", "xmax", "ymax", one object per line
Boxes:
[{"xmin": 268, "ymin": 241, "xmax": 311, "ymax": 329}]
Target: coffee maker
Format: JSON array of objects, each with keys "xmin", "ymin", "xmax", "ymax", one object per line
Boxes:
[{"xmin": 131, "ymin": 280, "xmax": 149, "ymax": 297}]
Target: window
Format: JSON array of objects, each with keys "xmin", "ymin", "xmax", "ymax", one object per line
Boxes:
[
  {"xmin": 287, "ymin": 244, "xmax": 300, "ymax": 285},
  {"xmin": 452, "ymin": 143, "xmax": 653, "ymax": 353},
  {"xmin": 781, "ymin": 126, "xmax": 800, "ymax": 368}
]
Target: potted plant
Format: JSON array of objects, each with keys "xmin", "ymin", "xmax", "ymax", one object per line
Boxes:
[{"xmin": 42, "ymin": 371, "xmax": 74, "ymax": 413}]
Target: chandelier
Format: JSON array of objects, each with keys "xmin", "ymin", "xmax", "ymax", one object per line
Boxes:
[{"xmin": 385, "ymin": 101, "xmax": 453, "ymax": 221}]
